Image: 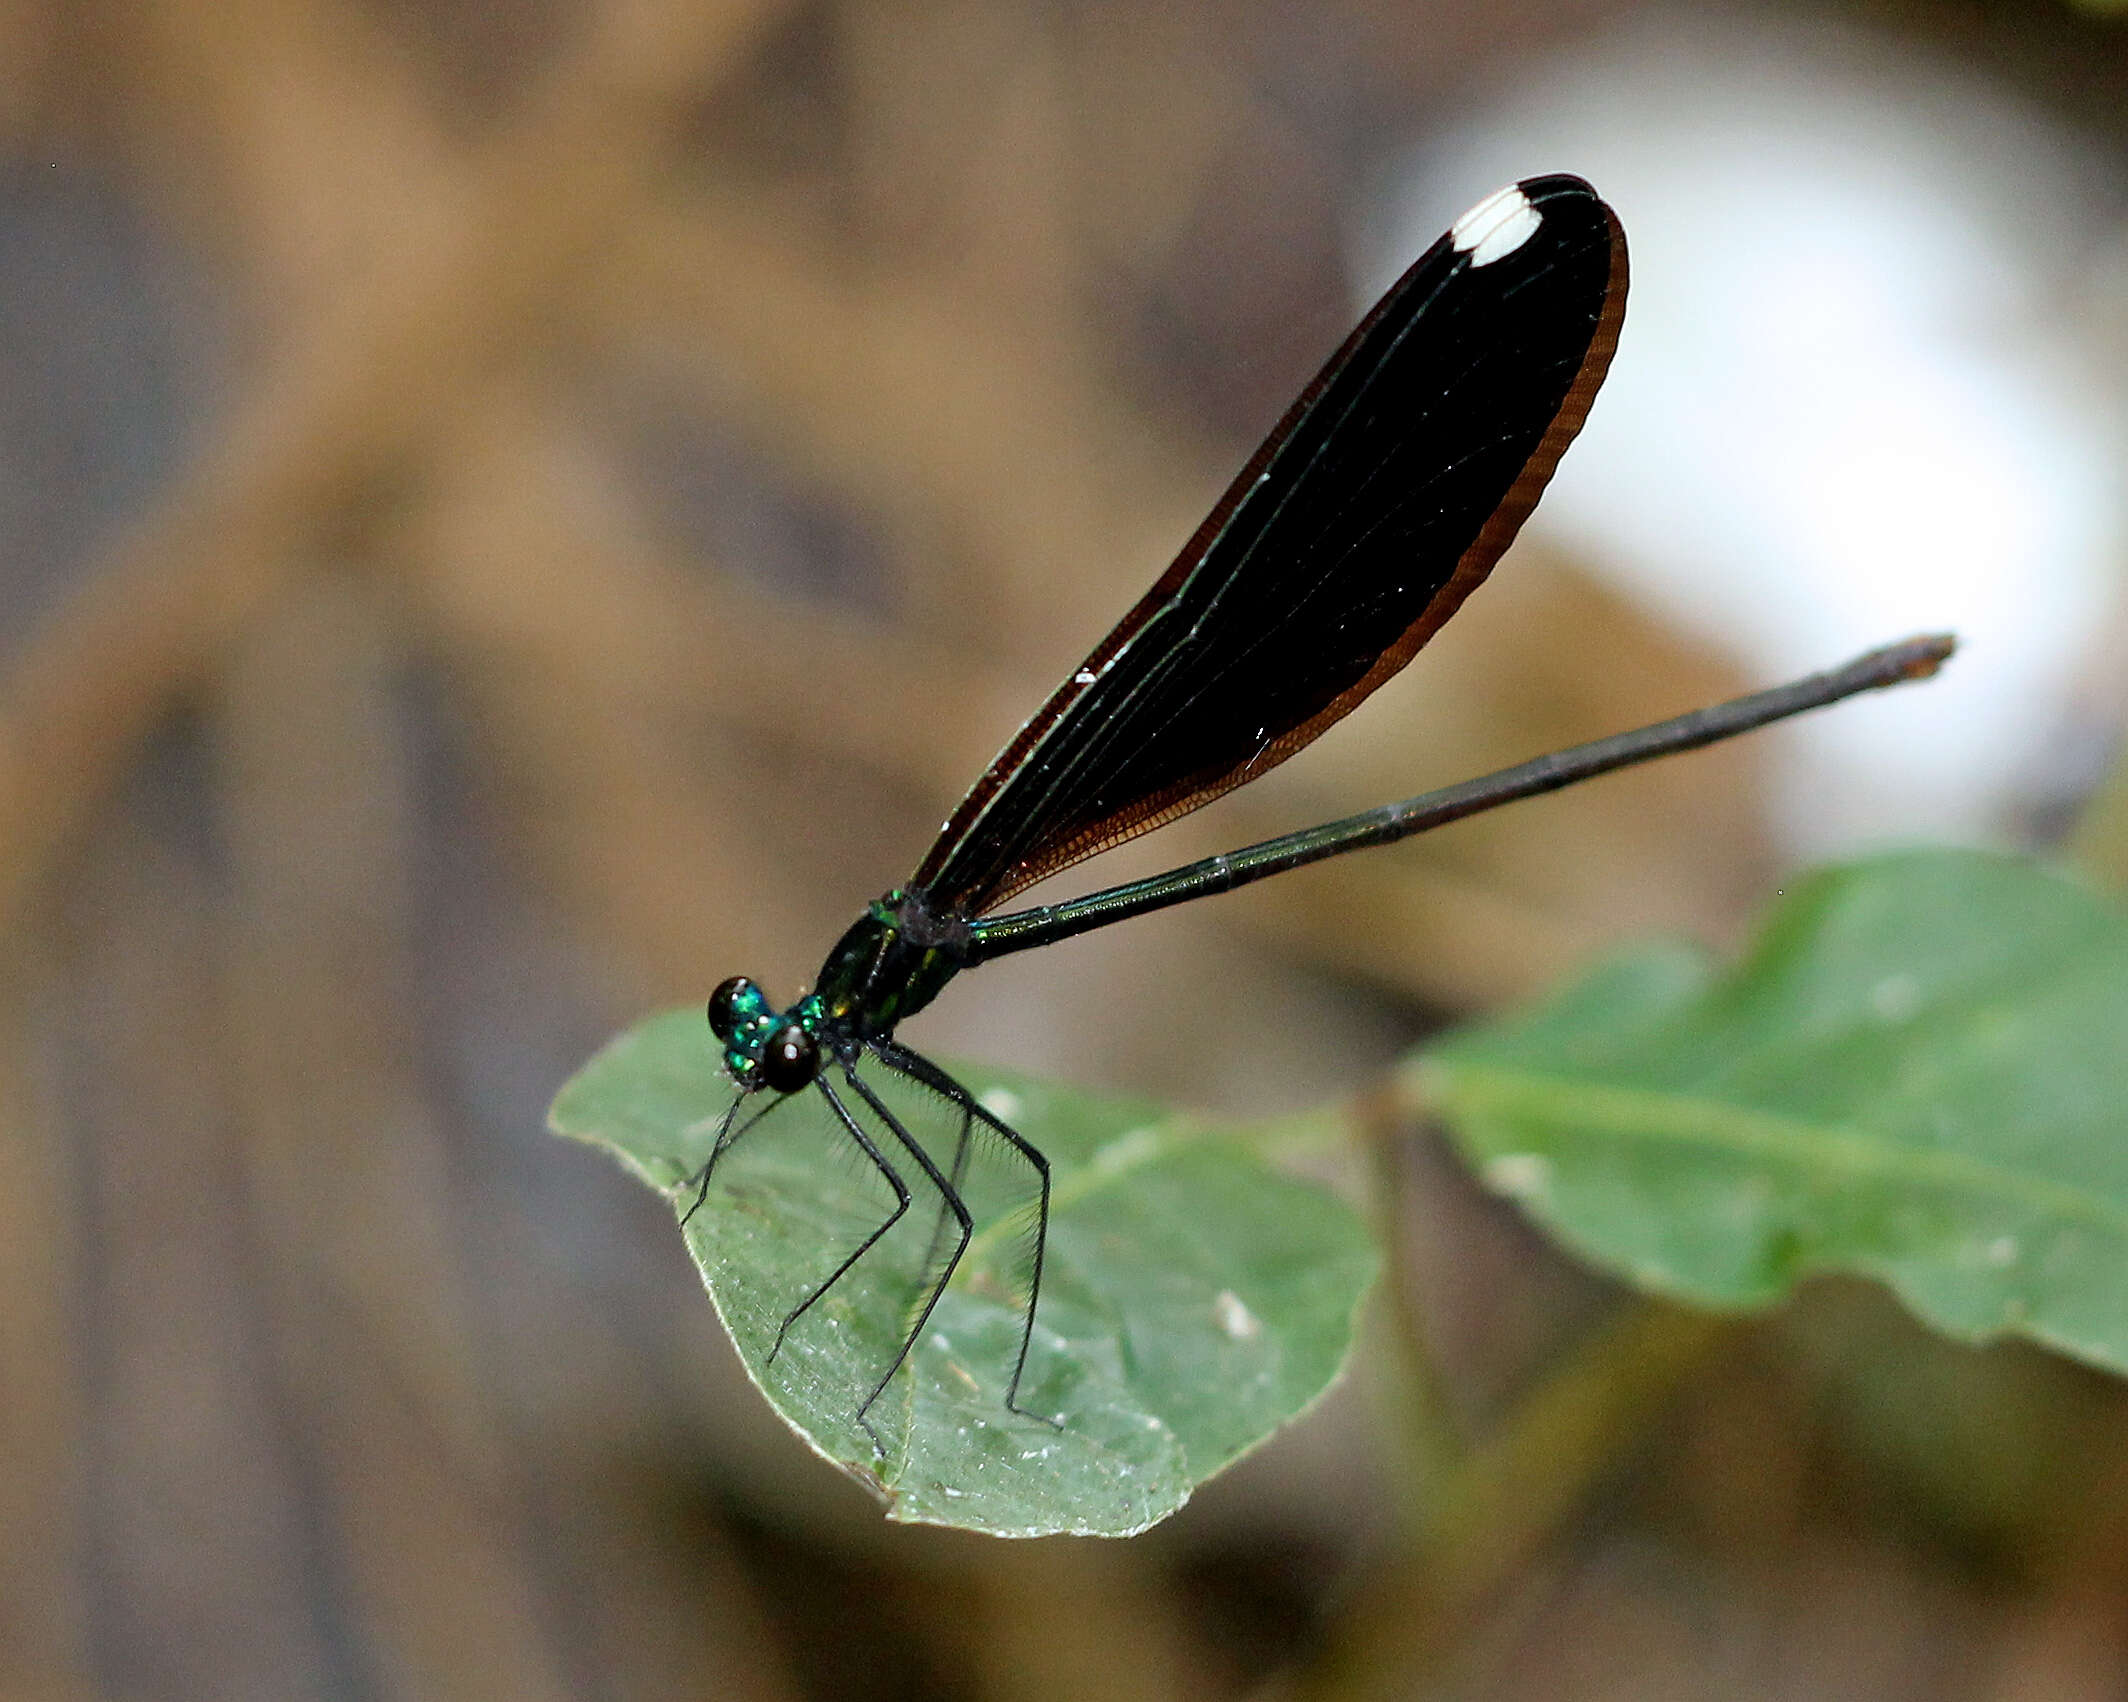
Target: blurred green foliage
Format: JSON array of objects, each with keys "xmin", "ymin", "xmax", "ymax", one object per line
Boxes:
[{"xmin": 1423, "ymin": 850, "xmax": 2128, "ymax": 1375}]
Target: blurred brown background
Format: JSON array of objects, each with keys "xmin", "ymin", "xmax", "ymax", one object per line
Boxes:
[{"xmin": 5, "ymin": 0, "xmax": 2128, "ymax": 1697}]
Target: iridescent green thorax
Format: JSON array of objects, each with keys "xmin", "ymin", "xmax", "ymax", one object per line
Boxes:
[
  {"xmin": 812, "ymin": 890, "xmax": 967, "ymax": 1031},
  {"xmin": 718, "ymin": 889, "xmax": 971, "ymax": 1090}
]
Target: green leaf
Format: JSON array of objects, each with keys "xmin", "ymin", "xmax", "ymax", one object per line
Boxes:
[
  {"xmin": 550, "ymin": 1009, "xmax": 1378, "ymax": 1537},
  {"xmin": 1419, "ymin": 849, "xmax": 2128, "ymax": 1375}
]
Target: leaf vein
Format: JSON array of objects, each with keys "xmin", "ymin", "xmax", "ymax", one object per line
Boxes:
[{"xmin": 1440, "ymin": 1066, "xmax": 2128, "ymax": 1241}]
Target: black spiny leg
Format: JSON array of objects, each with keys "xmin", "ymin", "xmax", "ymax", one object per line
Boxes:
[
  {"xmin": 872, "ymin": 1040, "xmax": 1059, "ymax": 1427},
  {"xmin": 915, "ymin": 1094, "xmax": 977, "ymax": 1307},
  {"xmin": 837, "ymin": 1061, "xmax": 973, "ymax": 1434},
  {"xmin": 771, "ymin": 1077, "xmax": 913, "ymax": 1368},
  {"xmin": 680, "ymin": 1089, "xmax": 786, "ymax": 1227}
]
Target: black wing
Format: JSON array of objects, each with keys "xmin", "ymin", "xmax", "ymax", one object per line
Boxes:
[{"xmin": 910, "ymin": 174, "xmax": 1628, "ymax": 918}]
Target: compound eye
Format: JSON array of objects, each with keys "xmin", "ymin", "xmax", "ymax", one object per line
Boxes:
[
  {"xmin": 759, "ymin": 1021, "xmax": 820, "ymax": 1094},
  {"xmin": 707, "ymin": 977, "xmax": 755, "ymax": 1040}
]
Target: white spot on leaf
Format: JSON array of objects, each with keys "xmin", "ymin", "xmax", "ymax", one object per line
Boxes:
[
  {"xmin": 1213, "ymin": 1289, "xmax": 1261, "ymax": 1341},
  {"xmin": 1871, "ymin": 973, "xmax": 1922, "ymax": 1022},
  {"xmin": 1484, "ymin": 1152, "xmax": 1552, "ymax": 1197}
]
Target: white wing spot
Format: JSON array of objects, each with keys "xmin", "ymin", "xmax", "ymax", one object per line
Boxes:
[
  {"xmin": 1451, "ymin": 183, "xmax": 1542, "ymax": 268},
  {"xmin": 1074, "ymin": 668, "xmax": 1098, "ymax": 684}
]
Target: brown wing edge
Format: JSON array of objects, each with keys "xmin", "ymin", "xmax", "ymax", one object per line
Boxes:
[
  {"xmin": 920, "ymin": 197, "xmax": 1630, "ymax": 915},
  {"xmin": 1250, "ymin": 195, "xmax": 1632, "ymax": 785}
]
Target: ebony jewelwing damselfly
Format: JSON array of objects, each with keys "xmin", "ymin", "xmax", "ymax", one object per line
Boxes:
[{"xmin": 694, "ymin": 174, "xmax": 1954, "ymax": 1439}]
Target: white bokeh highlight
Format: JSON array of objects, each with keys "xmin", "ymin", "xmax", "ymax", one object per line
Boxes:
[{"xmin": 1366, "ymin": 16, "xmax": 2125, "ymax": 853}]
